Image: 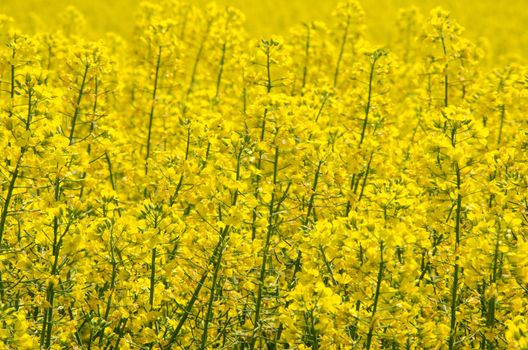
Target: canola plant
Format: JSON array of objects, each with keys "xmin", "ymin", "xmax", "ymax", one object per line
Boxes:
[{"xmin": 0, "ymin": 1, "xmax": 527, "ymax": 349}]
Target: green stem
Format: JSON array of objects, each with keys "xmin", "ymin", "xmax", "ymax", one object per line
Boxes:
[
  {"xmin": 104, "ymin": 152, "xmax": 116, "ymax": 191},
  {"xmin": 169, "ymin": 127, "xmax": 190, "ymax": 206},
  {"xmin": 250, "ymin": 146, "xmax": 279, "ymax": 349},
  {"xmin": 497, "ymin": 104, "xmax": 505, "ymax": 145},
  {"xmin": 200, "ymin": 222, "xmax": 228, "ymax": 349},
  {"xmin": 440, "ymin": 34, "xmax": 449, "ymax": 108},
  {"xmin": 344, "ymin": 173, "xmax": 356, "ymax": 217},
  {"xmin": 187, "ymin": 19, "xmax": 213, "ymax": 98},
  {"xmin": 454, "ymin": 163, "xmax": 462, "ymax": 245},
  {"xmin": 215, "ymin": 41, "xmax": 227, "ymax": 100},
  {"xmin": 334, "ymin": 15, "xmax": 350, "ymax": 87},
  {"xmin": 302, "ymin": 24, "xmax": 311, "ymax": 90},
  {"xmin": 365, "ymin": 241, "xmax": 384, "ymax": 350},
  {"xmin": 69, "ymin": 64, "xmax": 90, "ymax": 145},
  {"xmin": 215, "ymin": 13, "xmax": 232, "ymax": 101},
  {"xmin": 304, "ymin": 160, "xmax": 322, "ymax": 225},
  {"xmin": 357, "ymin": 152, "xmax": 373, "ymax": 204},
  {"xmin": 0, "ymin": 153, "xmax": 23, "ymax": 245},
  {"xmin": 80, "ymin": 76, "xmax": 99, "ymax": 199},
  {"xmin": 484, "ymin": 222, "xmax": 500, "ymax": 349},
  {"xmin": 97, "ymin": 235, "xmax": 118, "ymax": 345},
  {"xmin": 251, "ymin": 45, "xmax": 273, "ymax": 240},
  {"xmin": 9, "ymin": 46, "xmax": 16, "ymax": 117},
  {"xmin": 26, "ymin": 89, "xmax": 32, "ymax": 130},
  {"xmin": 320, "ymin": 246, "xmax": 337, "ymax": 286},
  {"xmin": 359, "ymin": 56, "xmax": 378, "ymax": 147},
  {"xmin": 448, "ymin": 162, "xmax": 462, "ymax": 350},
  {"xmin": 150, "ymin": 247, "xmax": 157, "ymax": 310},
  {"xmin": 265, "ymin": 45, "xmax": 272, "ymax": 94},
  {"xmin": 145, "ymin": 46, "xmax": 162, "ymax": 176},
  {"xmin": 164, "ymin": 261, "xmax": 212, "ymax": 348},
  {"xmin": 448, "ymin": 263, "xmax": 459, "ymax": 350},
  {"xmin": 314, "ymin": 93, "xmax": 329, "ymax": 123}
]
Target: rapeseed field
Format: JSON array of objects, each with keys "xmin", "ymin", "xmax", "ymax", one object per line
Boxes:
[{"xmin": 0, "ymin": 0, "xmax": 527, "ymax": 349}]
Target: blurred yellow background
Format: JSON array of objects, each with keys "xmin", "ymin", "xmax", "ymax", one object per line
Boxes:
[{"xmin": 1, "ymin": 0, "xmax": 526, "ymax": 59}]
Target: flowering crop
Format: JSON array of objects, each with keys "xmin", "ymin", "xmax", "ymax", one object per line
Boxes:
[{"xmin": 0, "ymin": 1, "xmax": 527, "ymax": 349}]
